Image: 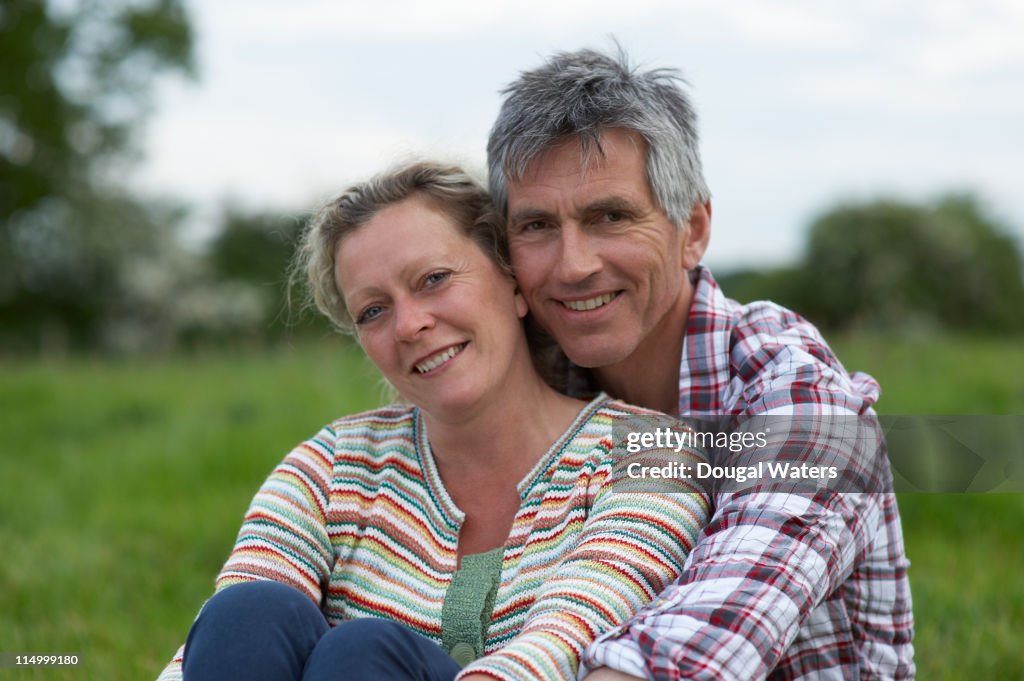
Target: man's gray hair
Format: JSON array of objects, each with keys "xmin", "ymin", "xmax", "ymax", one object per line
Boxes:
[{"xmin": 487, "ymin": 45, "xmax": 710, "ymax": 227}]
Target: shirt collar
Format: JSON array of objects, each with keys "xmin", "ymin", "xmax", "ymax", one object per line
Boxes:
[{"xmin": 677, "ymin": 265, "xmax": 738, "ymax": 415}]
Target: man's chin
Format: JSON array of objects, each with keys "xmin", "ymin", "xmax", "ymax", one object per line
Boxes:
[{"xmin": 560, "ymin": 339, "xmax": 635, "ymax": 370}]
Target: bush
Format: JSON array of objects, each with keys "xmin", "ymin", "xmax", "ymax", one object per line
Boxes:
[{"xmin": 719, "ymin": 194, "xmax": 1024, "ymax": 334}]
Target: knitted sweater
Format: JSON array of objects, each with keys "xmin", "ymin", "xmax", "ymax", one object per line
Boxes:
[{"xmin": 157, "ymin": 395, "xmax": 709, "ymax": 681}]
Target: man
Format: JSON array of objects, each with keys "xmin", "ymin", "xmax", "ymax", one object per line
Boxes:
[{"xmin": 486, "ymin": 47, "xmax": 914, "ymax": 680}]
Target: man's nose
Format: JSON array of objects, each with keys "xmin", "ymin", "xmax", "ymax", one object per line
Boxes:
[
  {"xmin": 554, "ymin": 224, "xmax": 602, "ymax": 283},
  {"xmin": 394, "ymin": 298, "xmax": 434, "ymax": 341}
]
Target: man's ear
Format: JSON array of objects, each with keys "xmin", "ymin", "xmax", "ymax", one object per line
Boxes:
[{"xmin": 681, "ymin": 200, "xmax": 711, "ymax": 269}]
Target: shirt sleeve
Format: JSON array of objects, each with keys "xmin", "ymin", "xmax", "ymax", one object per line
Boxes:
[
  {"xmin": 155, "ymin": 428, "xmax": 337, "ymax": 680},
  {"xmin": 459, "ymin": 440, "xmax": 711, "ymax": 681},
  {"xmin": 582, "ymin": 490, "xmax": 883, "ymax": 680},
  {"xmin": 583, "ymin": 362, "xmax": 888, "ymax": 681}
]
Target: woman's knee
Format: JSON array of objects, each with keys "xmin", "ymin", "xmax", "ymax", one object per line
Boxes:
[
  {"xmin": 183, "ymin": 581, "xmax": 328, "ymax": 680},
  {"xmin": 314, "ymin": 618, "xmax": 411, "ymax": 655},
  {"xmin": 197, "ymin": 580, "xmax": 324, "ymax": 630},
  {"xmin": 303, "ymin": 619, "xmax": 460, "ymax": 681}
]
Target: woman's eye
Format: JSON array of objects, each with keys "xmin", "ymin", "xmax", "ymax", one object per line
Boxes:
[
  {"xmin": 355, "ymin": 305, "xmax": 384, "ymax": 325},
  {"xmin": 424, "ymin": 271, "xmax": 451, "ymax": 287}
]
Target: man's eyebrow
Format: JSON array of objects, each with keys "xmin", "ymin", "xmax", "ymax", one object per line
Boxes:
[
  {"xmin": 508, "ymin": 207, "xmax": 555, "ymax": 225},
  {"xmin": 508, "ymin": 197, "xmax": 642, "ymax": 227},
  {"xmin": 582, "ymin": 197, "xmax": 638, "ymax": 215}
]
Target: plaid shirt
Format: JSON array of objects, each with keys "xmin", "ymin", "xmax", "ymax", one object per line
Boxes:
[{"xmin": 581, "ymin": 266, "xmax": 915, "ymax": 680}]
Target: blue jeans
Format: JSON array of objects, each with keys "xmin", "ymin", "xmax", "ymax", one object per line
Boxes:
[{"xmin": 182, "ymin": 581, "xmax": 462, "ymax": 681}]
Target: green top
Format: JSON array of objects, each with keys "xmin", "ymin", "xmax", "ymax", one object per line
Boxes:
[{"xmin": 441, "ymin": 547, "xmax": 505, "ymax": 667}]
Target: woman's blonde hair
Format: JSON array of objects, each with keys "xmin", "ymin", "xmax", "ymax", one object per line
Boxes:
[
  {"xmin": 293, "ymin": 160, "xmax": 508, "ymax": 334},
  {"xmin": 291, "ymin": 159, "xmax": 566, "ymax": 390}
]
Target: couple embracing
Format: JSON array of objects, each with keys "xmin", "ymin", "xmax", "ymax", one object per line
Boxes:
[{"xmin": 160, "ymin": 46, "xmax": 914, "ymax": 681}]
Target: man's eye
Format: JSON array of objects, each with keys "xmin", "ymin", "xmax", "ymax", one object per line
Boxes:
[
  {"xmin": 355, "ymin": 305, "xmax": 384, "ymax": 325},
  {"xmin": 519, "ymin": 220, "xmax": 548, "ymax": 233},
  {"xmin": 603, "ymin": 211, "xmax": 626, "ymax": 223}
]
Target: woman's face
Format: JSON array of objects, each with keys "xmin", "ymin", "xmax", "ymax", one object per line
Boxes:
[{"xmin": 335, "ymin": 195, "xmax": 530, "ymax": 420}]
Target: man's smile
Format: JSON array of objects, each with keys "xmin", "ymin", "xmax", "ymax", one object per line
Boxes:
[{"xmin": 559, "ymin": 292, "xmax": 620, "ymax": 312}]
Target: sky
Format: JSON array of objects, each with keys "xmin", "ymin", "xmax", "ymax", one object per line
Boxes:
[{"xmin": 133, "ymin": 0, "xmax": 1024, "ymax": 270}]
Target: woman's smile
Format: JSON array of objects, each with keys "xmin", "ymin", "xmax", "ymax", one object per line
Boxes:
[
  {"xmin": 335, "ymin": 194, "xmax": 531, "ymax": 420},
  {"xmin": 412, "ymin": 341, "xmax": 468, "ymax": 375}
]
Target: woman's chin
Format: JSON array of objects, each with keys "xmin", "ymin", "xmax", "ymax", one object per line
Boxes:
[{"xmin": 413, "ymin": 387, "xmax": 488, "ymax": 423}]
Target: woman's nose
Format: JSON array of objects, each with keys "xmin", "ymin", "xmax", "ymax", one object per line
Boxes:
[{"xmin": 393, "ymin": 299, "xmax": 435, "ymax": 341}]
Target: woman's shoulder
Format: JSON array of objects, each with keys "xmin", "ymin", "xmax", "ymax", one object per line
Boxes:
[
  {"xmin": 289, "ymin": 404, "xmax": 419, "ymax": 468},
  {"xmin": 591, "ymin": 394, "xmax": 677, "ymax": 420},
  {"xmin": 323, "ymin": 403, "xmax": 418, "ymax": 440},
  {"xmin": 561, "ymin": 395, "xmax": 681, "ymax": 450},
  {"xmin": 582, "ymin": 396, "xmax": 689, "ymax": 446},
  {"xmin": 277, "ymin": 405, "xmax": 419, "ymax": 482}
]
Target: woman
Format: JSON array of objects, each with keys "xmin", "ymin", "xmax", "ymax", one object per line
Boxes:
[{"xmin": 157, "ymin": 161, "xmax": 709, "ymax": 681}]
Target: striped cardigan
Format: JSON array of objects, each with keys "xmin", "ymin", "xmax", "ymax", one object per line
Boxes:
[{"xmin": 158, "ymin": 395, "xmax": 709, "ymax": 681}]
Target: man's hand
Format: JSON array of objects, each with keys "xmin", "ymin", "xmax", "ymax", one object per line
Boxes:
[
  {"xmin": 582, "ymin": 668, "xmax": 646, "ymax": 681},
  {"xmin": 462, "ymin": 669, "xmax": 646, "ymax": 680}
]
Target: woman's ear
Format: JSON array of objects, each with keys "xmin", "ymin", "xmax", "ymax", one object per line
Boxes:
[{"xmin": 514, "ymin": 287, "xmax": 529, "ymax": 319}]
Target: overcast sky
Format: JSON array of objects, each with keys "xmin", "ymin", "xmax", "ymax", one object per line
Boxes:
[{"xmin": 133, "ymin": 0, "xmax": 1024, "ymax": 270}]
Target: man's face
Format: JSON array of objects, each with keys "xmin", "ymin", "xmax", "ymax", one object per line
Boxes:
[{"xmin": 506, "ymin": 128, "xmax": 695, "ymax": 369}]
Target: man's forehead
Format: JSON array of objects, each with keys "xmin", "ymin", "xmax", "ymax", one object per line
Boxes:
[{"xmin": 512, "ymin": 128, "xmax": 647, "ymax": 186}]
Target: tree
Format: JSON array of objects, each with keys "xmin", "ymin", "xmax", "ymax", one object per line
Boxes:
[
  {"xmin": 716, "ymin": 194, "xmax": 1023, "ymax": 334},
  {"xmin": 796, "ymin": 194, "xmax": 1024, "ymax": 333},
  {"xmin": 207, "ymin": 207, "xmax": 330, "ymax": 338},
  {"xmin": 1, "ymin": 0, "xmax": 194, "ymax": 351}
]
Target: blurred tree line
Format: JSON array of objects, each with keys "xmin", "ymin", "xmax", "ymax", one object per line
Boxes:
[
  {"xmin": 2, "ymin": 1, "xmax": 1022, "ymax": 355},
  {"xmin": 1, "ymin": 0, "xmax": 326, "ymax": 353},
  {"xmin": 2, "ymin": 0, "xmax": 195, "ymax": 352},
  {"xmin": 718, "ymin": 194, "xmax": 1024, "ymax": 334}
]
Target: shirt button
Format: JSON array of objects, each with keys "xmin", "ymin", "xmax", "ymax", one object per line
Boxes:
[{"xmin": 449, "ymin": 641, "xmax": 477, "ymax": 666}]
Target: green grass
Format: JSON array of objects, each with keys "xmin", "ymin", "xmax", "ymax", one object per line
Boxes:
[
  {"xmin": 0, "ymin": 340, "xmax": 383, "ymax": 680},
  {"xmin": 830, "ymin": 333, "xmax": 1024, "ymax": 414},
  {"xmin": 833, "ymin": 333, "xmax": 1024, "ymax": 680},
  {"xmin": 1, "ymin": 334, "xmax": 1022, "ymax": 679}
]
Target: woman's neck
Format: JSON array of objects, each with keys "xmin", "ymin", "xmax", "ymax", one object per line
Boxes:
[
  {"xmin": 419, "ymin": 355, "xmax": 589, "ymax": 558},
  {"xmin": 423, "ymin": 371, "xmax": 586, "ymax": 486}
]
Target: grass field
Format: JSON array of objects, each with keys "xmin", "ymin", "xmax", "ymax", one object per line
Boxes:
[{"xmin": 2, "ymin": 334, "xmax": 1022, "ymax": 680}]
